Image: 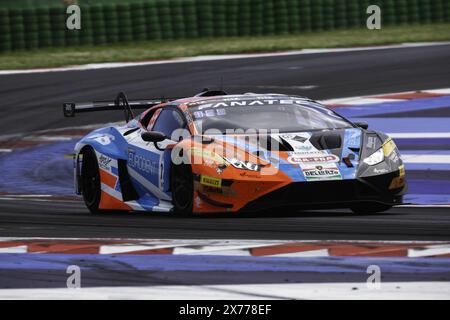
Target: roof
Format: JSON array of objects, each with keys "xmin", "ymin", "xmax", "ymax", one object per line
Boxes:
[{"xmin": 174, "ymin": 93, "xmax": 316, "ymax": 108}]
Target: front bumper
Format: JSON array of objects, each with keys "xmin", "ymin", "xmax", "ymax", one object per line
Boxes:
[{"xmin": 240, "ymin": 171, "xmax": 407, "ymax": 212}]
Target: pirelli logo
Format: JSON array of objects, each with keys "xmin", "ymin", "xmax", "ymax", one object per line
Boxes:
[{"xmin": 200, "ymin": 175, "xmax": 222, "ymax": 188}]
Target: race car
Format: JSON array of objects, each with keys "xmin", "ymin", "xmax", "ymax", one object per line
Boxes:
[{"xmin": 63, "ymin": 90, "xmax": 407, "ymax": 215}]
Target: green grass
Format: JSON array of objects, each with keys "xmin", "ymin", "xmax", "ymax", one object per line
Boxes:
[{"xmin": 1, "ymin": 23, "xmax": 449, "ymax": 70}]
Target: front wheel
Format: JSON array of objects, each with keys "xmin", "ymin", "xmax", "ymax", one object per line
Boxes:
[
  {"xmin": 350, "ymin": 203, "xmax": 392, "ymax": 214},
  {"xmin": 170, "ymin": 163, "xmax": 194, "ymax": 216},
  {"xmin": 80, "ymin": 147, "xmax": 103, "ymax": 214}
]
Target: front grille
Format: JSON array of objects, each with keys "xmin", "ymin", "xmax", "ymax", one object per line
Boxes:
[
  {"xmin": 259, "ymin": 180, "xmax": 359, "ymax": 204},
  {"xmin": 241, "ymin": 179, "xmax": 388, "ymax": 212}
]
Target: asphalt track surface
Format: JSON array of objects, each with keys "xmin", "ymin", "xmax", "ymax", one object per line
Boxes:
[
  {"xmin": 0, "ymin": 44, "xmax": 450, "ymax": 240},
  {"xmin": 0, "ymin": 199, "xmax": 449, "ymax": 240}
]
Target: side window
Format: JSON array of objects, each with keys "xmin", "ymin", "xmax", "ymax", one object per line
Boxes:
[
  {"xmin": 152, "ymin": 109, "xmax": 186, "ymax": 139},
  {"xmin": 141, "ymin": 108, "xmax": 160, "ymax": 129},
  {"xmin": 145, "ymin": 108, "xmax": 162, "ymax": 130}
]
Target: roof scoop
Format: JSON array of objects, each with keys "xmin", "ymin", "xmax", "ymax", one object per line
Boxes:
[{"xmin": 195, "ymin": 88, "xmax": 228, "ymax": 97}]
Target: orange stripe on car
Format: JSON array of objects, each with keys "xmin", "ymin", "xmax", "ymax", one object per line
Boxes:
[
  {"xmin": 99, "ymin": 190, "xmax": 133, "ymax": 210},
  {"xmin": 99, "ymin": 168, "xmax": 117, "ymax": 189}
]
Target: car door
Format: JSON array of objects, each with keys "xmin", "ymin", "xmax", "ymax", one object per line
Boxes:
[{"xmin": 126, "ymin": 108, "xmax": 187, "ymax": 200}]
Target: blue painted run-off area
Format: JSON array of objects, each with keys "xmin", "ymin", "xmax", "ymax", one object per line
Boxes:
[{"xmin": 1, "ymin": 253, "xmax": 449, "ymax": 273}]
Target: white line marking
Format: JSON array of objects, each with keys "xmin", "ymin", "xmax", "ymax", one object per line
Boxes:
[
  {"xmin": 0, "ymin": 245, "xmax": 28, "ymax": 253},
  {"xmin": 0, "ymin": 197, "xmax": 80, "ymax": 203},
  {"xmin": 323, "ymin": 97, "xmax": 402, "ymax": 105},
  {"xmin": 253, "ymin": 85, "xmax": 318, "ymax": 90},
  {"xmin": 25, "ymin": 135, "xmax": 79, "ymax": 142},
  {"xmin": 0, "ymin": 149, "xmax": 12, "ymax": 153},
  {"xmin": 1, "ymin": 42, "xmax": 449, "ymax": 75},
  {"xmin": 426, "ymin": 88, "xmax": 450, "ymax": 94},
  {"xmin": 0, "ymin": 195, "xmax": 53, "ymax": 198},
  {"xmin": 402, "ymin": 154, "xmax": 450, "ymax": 164},
  {"xmin": 266, "ymin": 249, "xmax": 330, "ymax": 258},
  {"xmin": 320, "ymin": 87, "xmax": 450, "ymax": 105},
  {"xmin": 399, "ymin": 205, "xmax": 450, "ymax": 208},
  {"xmin": 0, "ymin": 282, "xmax": 448, "ymax": 300},
  {"xmin": 99, "ymin": 243, "xmax": 189, "ymax": 255},
  {"xmin": 0, "ymin": 122, "xmax": 123, "ymax": 142},
  {"xmin": 172, "ymin": 243, "xmax": 280, "ymax": 255},
  {"xmin": 0, "ymin": 237, "xmax": 450, "ymax": 246},
  {"xmin": 408, "ymin": 245, "xmax": 450, "ymax": 257},
  {"xmin": 388, "ymin": 132, "xmax": 450, "ymax": 139}
]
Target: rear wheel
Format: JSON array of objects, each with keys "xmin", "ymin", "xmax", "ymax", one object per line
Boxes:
[
  {"xmin": 81, "ymin": 147, "xmax": 103, "ymax": 214},
  {"xmin": 171, "ymin": 163, "xmax": 194, "ymax": 216},
  {"xmin": 350, "ymin": 203, "xmax": 392, "ymax": 214}
]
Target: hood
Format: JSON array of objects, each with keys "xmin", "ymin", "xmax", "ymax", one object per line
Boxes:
[{"xmin": 212, "ymin": 128, "xmax": 363, "ymax": 182}]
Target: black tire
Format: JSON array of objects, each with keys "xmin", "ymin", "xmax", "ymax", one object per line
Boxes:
[
  {"xmin": 80, "ymin": 147, "xmax": 103, "ymax": 214},
  {"xmin": 350, "ymin": 203, "xmax": 392, "ymax": 214},
  {"xmin": 170, "ymin": 163, "xmax": 194, "ymax": 216}
]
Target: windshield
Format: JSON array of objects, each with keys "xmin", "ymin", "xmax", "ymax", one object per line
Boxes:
[{"xmin": 189, "ymin": 100, "xmax": 353, "ymax": 134}]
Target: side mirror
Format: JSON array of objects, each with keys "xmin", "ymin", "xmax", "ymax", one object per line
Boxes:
[
  {"xmin": 141, "ymin": 131, "xmax": 167, "ymax": 142},
  {"xmin": 355, "ymin": 121, "xmax": 369, "ymax": 130}
]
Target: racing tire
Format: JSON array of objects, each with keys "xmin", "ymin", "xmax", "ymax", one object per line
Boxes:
[
  {"xmin": 170, "ymin": 163, "xmax": 194, "ymax": 216},
  {"xmin": 80, "ymin": 147, "xmax": 104, "ymax": 215},
  {"xmin": 350, "ymin": 203, "xmax": 392, "ymax": 214}
]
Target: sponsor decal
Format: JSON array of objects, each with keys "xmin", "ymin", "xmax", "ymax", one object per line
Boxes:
[
  {"xmin": 193, "ymin": 108, "xmax": 226, "ymax": 119},
  {"xmin": 88, "ymin": 133, "xmax": 115, "ymax": 146},
  {"xmin": 239, "ymin": 171, "xmax": 261, "ymax": 179},
  {"xmin": 195, "ymin": 196, "xmax": 202, "ymax": 208},
  {"xmin": 302, "ymin": 165, "xmax": 342, "ymax": 181},
  {"xmin": 292, "ymin": 145, "xmax": 312, "ymax": 151},
  {"xmin": 373, "ymin": 168, "xmax": 388, "ymax": 174},
  {"xmin": 188, "ymin": 147, "xmax": 225, "ymax": 164},
  {"xmin": 388, "ymin": 150, "xmax": 400, "ymax": 163},
  {"xmin": 399, "ymin": 164, "xmax": 405, "ymax": 177},
  {"xmin": 183, "ymin": 110, "xmax": 194, "ymax": 124},
  {"xmin": 128, "ymin": 149, "xmax": 159, "ymax": 175},
  {"xmin": 366, "ymin": 136, "xmax": 377, "ymax": 149},
  {"xmin": 201, "ymin": 185, "xmax": 223, "ymax": 194},
  {"xmin": 288, "ymin": 154, "xmax": 339, "ymax": 164},
  {"xmin": 216, "ymin": 164, "xmax": 228, "ymax": 174},
  {"xmin": 389, "ymin": 176, "xmax": 405, "ymax": 190},
  {"xmin": 382, "ymin": 139, "xmax": 397, "ymax": 157},
  {"xmin": 98, "ymin": 154, "xmax": 112, "ymax": 170},
  {"xmin": 225, "ymin": 157, "xmax": 264, "ymax": 172},
  {"xmin": 288, "ymin": 150, "xmax": 324, "ymax": 156},
  {"xmin": 347, "ymin": 134, "xmax": 361, "ymax": 148},
  {"xmin": 200, "ymin": 175, "xmax": 222, "ymax": 188},
  {"xmin": 160, "ymin": 161, "xmax": 164, "ymax": 189},
  {"xmin": 191, "ymin": 98, "xmax": 318, "ymax": 110},
  {"xmin": 280, "ymin": 134, "xmax": 307, "ymax": 143},
  {"xmin": 279, "ymin": 134, "xmax": 314, "ymax": 152}
]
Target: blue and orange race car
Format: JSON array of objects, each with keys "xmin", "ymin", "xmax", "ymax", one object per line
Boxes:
[{"xmin": 63, "ymin": 90, "xmax": 407, "ymax": 215}]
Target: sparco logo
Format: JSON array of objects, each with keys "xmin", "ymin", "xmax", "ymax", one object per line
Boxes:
[
  {"xmin": 288, "ymin": 154, "xmax": 339, "ymax": 164},
  {"xmin": 128, "ymin": 150, "xmax": 158, "ymax": 175},
  {"xmin": 98, "ymin": 155, "xmax": 112, "ymax": 169}
]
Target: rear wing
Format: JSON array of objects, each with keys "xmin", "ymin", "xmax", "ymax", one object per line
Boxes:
[{"xmin": 63, "ymin": 92, "xmax": 177, "ymax": 122}]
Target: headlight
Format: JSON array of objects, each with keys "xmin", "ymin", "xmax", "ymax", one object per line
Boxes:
[
  {"xmin": 224, "ymin": 157, "xmax": 264, "ymax": 172},
  {"xmin": 363, "ymin": 148, "xmax": 384, "ymax": 166}
]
